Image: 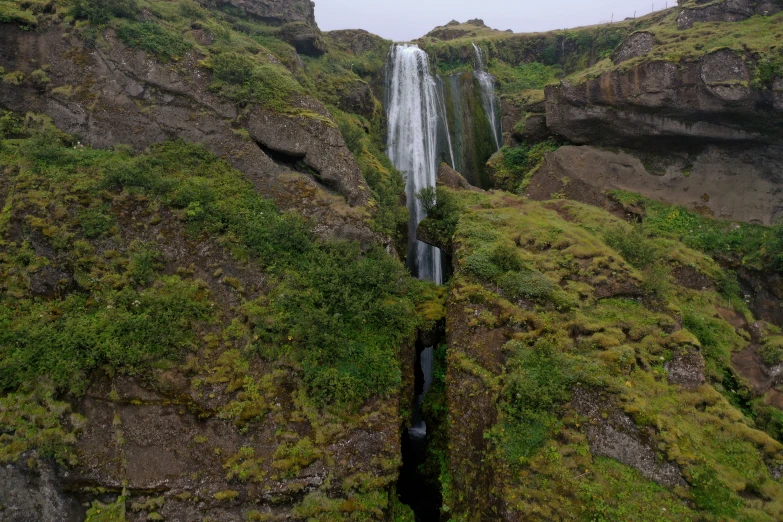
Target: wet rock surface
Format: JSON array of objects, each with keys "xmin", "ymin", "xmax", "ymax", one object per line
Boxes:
[{"xmin": 0, "ymin": 459, "xmax": 84, "ymax": 522}]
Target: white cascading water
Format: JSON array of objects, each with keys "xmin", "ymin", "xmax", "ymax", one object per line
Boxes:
[
  {"xmin": 386, "ymin": 44, "xmax": 448, "ymax": 439},
  {"xmin": 387, "ymin": 44, "xmax": 445, "ymax": 286},
  {"xmin": 472, "ymin": 43, "xmax": 502, "ymax": 150}
]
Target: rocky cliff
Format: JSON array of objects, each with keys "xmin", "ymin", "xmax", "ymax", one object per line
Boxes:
[{"xmin": 0, "ymin": 1, "xmax": 420, "ymax": 520}]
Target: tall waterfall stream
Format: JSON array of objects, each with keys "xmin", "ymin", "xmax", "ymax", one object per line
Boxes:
[{"xmin": 386, "ymin": 42, "xmax": 502, "ymax": 520}]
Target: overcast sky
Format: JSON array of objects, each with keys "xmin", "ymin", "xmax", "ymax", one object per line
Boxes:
[{"xmin": 315, "ymin": 0, "xmax": 673, "ymax": 42}]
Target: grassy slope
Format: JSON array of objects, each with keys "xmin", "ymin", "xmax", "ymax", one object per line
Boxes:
[
  {"xmin": 0, "ymin": 111, "xmax": 437, "ymax": 519},
  {"xmin": 569, "ymin": 9, "xmax": 783, "ymax": 83},
  {"xmin": 420, "ymin": 186, "xmax": 783, "ymax": 521}
]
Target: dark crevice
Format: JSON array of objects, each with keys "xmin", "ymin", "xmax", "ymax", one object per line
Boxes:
[
  {"xmin": 398, "ymin": 321, "xmax": 447, "ymax": 522},
  {"xmin": 254, "ymin": 140, "xmax": 329, "ymax": 185}
]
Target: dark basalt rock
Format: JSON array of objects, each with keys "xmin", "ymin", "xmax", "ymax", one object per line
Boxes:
[
  {"xmin": 0, "ymin": 457, "xmax": 84, "ymax": 522},
  {"xmin": 545, "ymin": 51, "xmax": 783, "ymax": 150},
  {"xmin": 665, "ymin": 348, "xmax": 707, "ymax": 390},
  {"xmin": 611, "ymin": 31, "xmax": 654, "ymax": 64},
  {"xmin": 528, "ymin": 145, "xmax": 783, "ymax": 225},
  {"xmin": 277, "ymin": 21, "xmax": 326, "ymax": 56},
  {"xmin": 677, "ymin": 0, "xmax": 782, "ymax": 29},
  {"xmin": 195, "ymin": 0, "xmax": 318, "ymax": 27},
  {"xmin": 571, "ymin": 387, "xmax": 687, "ymax": 488},
  {"xmin": 437, "ymin": 162, "xmax": 479, "ymax": 191}
]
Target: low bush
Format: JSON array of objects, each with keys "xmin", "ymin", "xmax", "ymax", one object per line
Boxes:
[
  {"xmin": 489, "ymin": 141, "xmax": 559, "ymax": 194},
  {"xmin": 70, "ymin": 0, "xmax": 139, "ymax": 25},
  {"xmin": 116, "ymin": 21, "xmax": 191, "ymax": 62},
  {"xmin": 604, "ymin": 224, "xmax": 658, "ymax": 269}
]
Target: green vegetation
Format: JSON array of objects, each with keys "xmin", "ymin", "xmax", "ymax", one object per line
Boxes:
[
  {"xmin": 423, "ymin": 187, "xmax": 783, "ymax": 521},
  {"xmin": 571, "ymin": 10, "xmax": 783, "ymax": 82},
  {"xmin": 116, "ymin": 20, "xmax": 192, "ymax": 62},
  {"xmin": 490, "ymin": 61, "xmax": 562, "ymax": 94},
  {"xmin": 0, "ymin": 111, "xmax": 424, "ymax": 467},
  {"xmin": 84, "ymin": 491, "xmax": 127, "ymax": 521},
  {"xmin": 0, "ymin": 385, "xmax": 84, "ymax": 465},
  {"xmin": 333, "ymin": 109, "xmax": 408, "ymax": 240},
  {"xmin": 610, "ymin": 190, "xmax": 783, "ymax": 273},
  {"xmin": 487, "ymin": 140, "xmax": 560, "ymax": 194},
  {"xmin": 0, "ymin": 0, "xmax": 52, "ymax": 26},
  {"xmin": 71, "ymin": 0, "xmax": 139, "ymax": 25}
]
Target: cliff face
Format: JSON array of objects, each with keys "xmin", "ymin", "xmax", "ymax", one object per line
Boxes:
[
  {"xmin": 196, "ymin": 0, "xmax": 318, "ymax": 27},
  {"xmin": 538, "ymin": 9, "xmax": 783, "ymax": 227},
  {"xmin": 0, "ymin": 2, "xmax": 420, "ymax": 521}
]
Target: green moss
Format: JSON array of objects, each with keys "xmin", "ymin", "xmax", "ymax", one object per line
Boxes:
[
  {"xmin": 213, "ymin": 490, "xmax": 239, "ymax": 501},
  {"xmin": 0, "ymin": 385, "xmax": 84, "ymax": 465},
  {"xmin": 84, "ymin": 491, "xmax": 127, "ymax": 522},
  {"xmin": 432, "ymin": 187, "xmax": 783, "ymax": 521},
  {"xmin": 488, "ymin": 141, "xmax": 560, "ymax": 193}
]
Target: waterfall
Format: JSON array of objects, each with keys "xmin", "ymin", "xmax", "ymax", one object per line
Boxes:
[
  {"xmin": 472, "ymin": 43, "xmax": 502, "ymax": 150},
  {"xmin": 386, "ymin": 44, "xmax": 446, "ymax": 285},
  {"xmin": 386, "ymin": 44, "xmax": 450, "ymax": 442}
]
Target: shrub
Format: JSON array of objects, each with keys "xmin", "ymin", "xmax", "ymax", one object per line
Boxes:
[
  {"xmin": 500, "ymin": 339, "xmax": 573, "ymax": 460},
  {"xmin": 212, "ymin": 52, "xmax": 256, "ymax": 85},
  {"xmin": 70, "ymin": 0, "xmax": 139, "ymax": 25},
  {"xmin": 116, "ymin": 21, "xmax": 191, "ymax": 62},
  {"xmin": 605, "ymin": 224, "xmax": 659, "ymax": 269},
  {"xmin": 77, "ymin": 206, "xmax": 115, "ymax": 238},
  {"xmin": 416, "ymin": 186, "xmax": 437, "ymax": 215},
  {"xmin": 0, "ymin": 277, "xmax": 212, "ymax": 395},
  {"xmin": 490, "ymin": 141, "xmax": 559, "ymax": 194}
]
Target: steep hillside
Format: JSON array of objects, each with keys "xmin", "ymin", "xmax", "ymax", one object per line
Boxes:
[
  {"xmin": 0, "ymin": 1, "xmax": 422, "ymax": 520},
  {"xmin": 418, "ymin": 179, "xmax": 783, "ymax": 521}
]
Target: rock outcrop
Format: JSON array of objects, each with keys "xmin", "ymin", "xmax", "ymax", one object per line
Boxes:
[
  {"xmin": 527, "ymin": 145, "xmax": 783, "ymax": 225},
  {"xmin": 196, "ymin": 0, "xmax": 318, "ymax": 27},
  {"xmin": 546, "ymin": 50, "xmax": 782, "ymax": 148},
  {"xmin": 677, "ymin": 0, "xmax": 782, "ymax": 29},
  {"xmin": 0, "ymin": 23, "xmax": 373, "ymax": 239},
  {"xmin": 611, "ymin": 31, "xmax": 654, "ymax": 64}
]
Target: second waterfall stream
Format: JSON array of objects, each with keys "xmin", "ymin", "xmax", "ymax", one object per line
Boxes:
[{"xmin": 472, "ymin": 43, "xmax": 502, "ymax": 150}]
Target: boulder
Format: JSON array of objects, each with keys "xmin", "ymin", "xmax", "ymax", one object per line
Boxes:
[
  {"xmin": 437, "ymin": 162, "xmax": 480, "ymax": 191},
  {"xmin": 700, "ymin": 49, "xmax": 751, "ymax": 102},
  {"xmin": 611, "ymin": 32, "xmax": 654, "ymax": 64}
]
